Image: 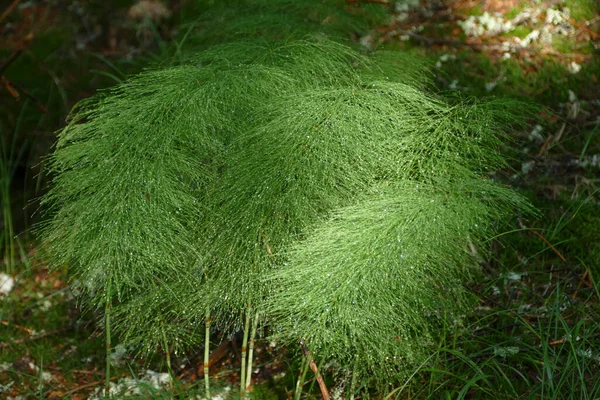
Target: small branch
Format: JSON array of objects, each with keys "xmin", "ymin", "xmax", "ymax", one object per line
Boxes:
[
  {"xmin": 1, "ymin": 77, "xmax": 48, "ymax": 113},
  {"xmin": 0, "ymin": 49, "xmax": 23, "ymax": 76},
  {"xmin": 0, "ymin": 320, "xmax": 35, "ymax": 335},
  {"xmin": 573, "ymin": 269, "xmax": 592, "ymax": 299},
  {"xmin": 1, "ymin": 76, "xmax": 19, "ymax": 99},
  {"xmin": 0, "ymin": 32, "xmax": 32, "ymax": 75},
  {"xmin": 0, "ymin": 327, "xmax": 69, "ymax": 348},
  {"xmin": 0, "ymin": 0, "xmax": 22, "ymax": 26},
  {"xmin": 72, "ymin": 369, "xmax": 99, "ymax": 375},
  {"xmin": 59, "ymin": 372, "xmax": 129, "ymax": 397},
  {"xmin": 566, "ymin": 17, "xmax": 599, "ymax": 40},
  {"xmin": 527, "ymin": 230, "xmax": 567, "ymax": 263},
  {"xmin": 299, "ymin": 340, "xmax": 330, "ymax": 400},
  {"xmin": 392, "ymin": 29, "xmax": 483, "ymax": 49},
  {"xmin": 0, "ymin": 33, "xmax": 46, "ymax": 112},
  {"xmin": 538, "ymin": 134, "xmax": 553, "ymax": 157},
  {"xmin": 518, "ymin": 220, "xmax": 567, "ymax": 263}
]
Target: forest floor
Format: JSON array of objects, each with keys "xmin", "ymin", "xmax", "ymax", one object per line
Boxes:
[{"xmin": 1, "ymin": 0, "xmax": 599, "ymax": 398}]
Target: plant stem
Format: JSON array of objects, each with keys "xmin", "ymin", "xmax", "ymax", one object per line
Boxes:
[
  {"xmin": 161, "ymin": 321, "xmax": 173, "ymax": 390},
  {"xmin": 204, "ymin": 308, "xmax": 211, "ymax": 399},
  {"xmin": 240, "ymin": 306, "xmax": 251, "ymax": 398},
  {"xmin": 1, "ymin": 182, "xmax": 14, "ymax": 274},
  {"xmin": 244, "ymin": 311, "xmax": 260, "ymax": 397},
  {"xmin": 299, "ymin": 340, "xmax": 330, "ymax": 400},
  {"xmin": 1, "ymin": 107, "xmax": 26, "ymax": 275},
  {"xmin": 294, "ymin": 355, "xmax": 309, "ymax": 400},
  {"xmin": 6, "ymin": 197, "xmax": 14, "ymax": 273},
  {"xmin": 105, "ymin": 286, "xmax": 112, "ymax": 399},
  {"xmin": 348, "ymin": 356, "xmax": 359, "ymax": 400}
]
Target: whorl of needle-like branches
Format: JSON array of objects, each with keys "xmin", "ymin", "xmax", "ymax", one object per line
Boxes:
[{"xmin": 39, "ymin": 20, "xmax": 535, "ymax": 390}]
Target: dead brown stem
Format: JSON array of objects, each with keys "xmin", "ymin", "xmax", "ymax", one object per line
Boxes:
[
  {"xmin": 0, "ymin": 0, "xmax": 23, "ymax": 26},
  {"xmin": 0, "ymin": 327, "xmax": 70, "ymax": 349},
  {"xmin": 59, "ymin": 372, "xmax": 129, "ymax": 397},
  {"xmin": 0, "ymin": 320, "xmax": 35, "ymax": 335},
  {"xmin": 299, "ymin": 340, "xmax": 330, "ymax": 400}
]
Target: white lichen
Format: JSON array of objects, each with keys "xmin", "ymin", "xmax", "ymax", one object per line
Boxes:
[
  {"xmin": 528, "ymin": 124, "xmax": 544, "ymax": 142},
  {"xmin": 0, "ymin": 273, "xmax": 15, "ymax": 296},
  {"xmin": 517, "ymin": 30, "xmax": 540, "ymax": 47},
  {"xmin": 521, "ymin": 160, "xmax": 536, "ymax": 174},
  {"xmin": 568, "ymin": 61, "xmax": 581, "ymax": 74},
  {"xmin": 458, "ymin": 12, "xmax": 514, "ymax": 37},
  {"xmin": 579, "ymin": 154, "xmax": 600, "ymax": 168}
]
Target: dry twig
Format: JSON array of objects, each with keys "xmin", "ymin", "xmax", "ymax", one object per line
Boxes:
[
  {"xmin": 299, "ymin": 340, "xmax": 330, "ymax": 400},
  {"xmin": 390, "ymin": 28, "xmax": 483, "ymax": 49},
  {"xmin": 0, "ymin": 320, "xmax": 35, "ymax": 335},
  {"xmin": 0, "ymin": 327, "xmax": 69, "ymax": 349},
  {"xmin": 59, "ymin": 372, "xmax": 129, "ymax": 397},
  {"xmin": 518, "ymin": 221, "xmax": 567, "ymax": 263},
  {"xmin": 0, "ymin": 0, "xmax": 23, "ymax": 26}
]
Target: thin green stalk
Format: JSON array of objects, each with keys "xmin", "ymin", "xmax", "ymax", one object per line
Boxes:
[
  {"xmin": 240, "ymin": 306, "xmax": 251, "ymax": 398},
  {"xmin": 1, "ymin": 104, "xmax": 27, "ymax": 274},
  {"xmin": 244, "ymin": 311, "xmax": 260, "ymax": 397},
  {"xmin": 6, "ymin": 207, "xmax": 14, "ymax": 272},
  {"xmin": 294, "ymin": 356, "xmax": 309, "ymax": 400},
  {"xmin": 38, "ymin": 357, "xmax": 44, "ymax": 399},
  {"xmin": 348, "ymin": 356, "xmax": 359, "ymax": 400},
  {"xmin": 161, "ymin": 321, "xmax": 174, "ymax": 390},
  {"xmin": 204, "ymin": 308, "xmax": 211, "ymax": 399},
  {"xmin": 105, "ymin": 286, "xmax": 112, "ymax": 399},
  {"xmin": 0, "ymin": 158, "xmax": 14, "ymax": 274},
  {"xmin": 2, "ymin": 188, "xmax": 14, "ymax": 273}
]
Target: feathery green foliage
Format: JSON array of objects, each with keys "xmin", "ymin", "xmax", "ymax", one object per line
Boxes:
[
  {"xmin": 268, "ymin": 180, "xmax": 522, "ymax": 386},
  {"xmin": 39, "ymin": 3, "xmax": 535, "ymax": 393},
  {"xmin": 263, "ymin": 93, "xmax": 534, "ymax": 387}
]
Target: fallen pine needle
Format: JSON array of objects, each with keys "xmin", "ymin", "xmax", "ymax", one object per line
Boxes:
[
  {"xmin": 0, "ymin": 327, "xmax": 69, "ymax": 349},
  {"xmin": 59, "ymin": 372, "xmax": 129, "ymax": 397},
  {"xmin": 1, "ymin": 320, "xmax": 36, "ymax": 334}
]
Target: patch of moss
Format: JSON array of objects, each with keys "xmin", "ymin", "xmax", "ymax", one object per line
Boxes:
[
  {"xmin": 502, "ymin": 25, "xmax": 532, "ymax": 39},
  {"xmin": 505, "ymin": 8, "xmax": 521, "ymax": 20},
  {"xmin": 505, "ymin": 0, "xmax": 531, "ymax": 19},
  {"xmin": 564, "ymin": 0, "xmax": 598, "ymax": 21},
  {"xmin": 464, "ymin": 4, "xmax": 484, "ymax": 17},
  {"xmin": 552, "ymin": 34, "xmax": 577, "ymax": 54}
]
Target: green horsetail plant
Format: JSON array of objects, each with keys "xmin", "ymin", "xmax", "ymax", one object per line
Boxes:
[
  {"xmin": 38, "ymin": 38, "xmax": 378, "ymax": 393},
  {"xmin": 38, "ymin": 59, "xmax": 234, "ymax": 394},
  {"xmin": 268, "ymin": 181, "xmax": 530, "ymax": 391},
  {"xmin": 189, "ymin": 45, "xmax": 429, "ymax": 320},
  {"xmin": 39, "ymin": 33, "xmax": 535, "ymax": 398}
]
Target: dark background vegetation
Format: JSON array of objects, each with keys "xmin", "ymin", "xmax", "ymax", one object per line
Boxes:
[{"xmin": 1, "ymin": 0, "xmax": 599, "ymax": 398}]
